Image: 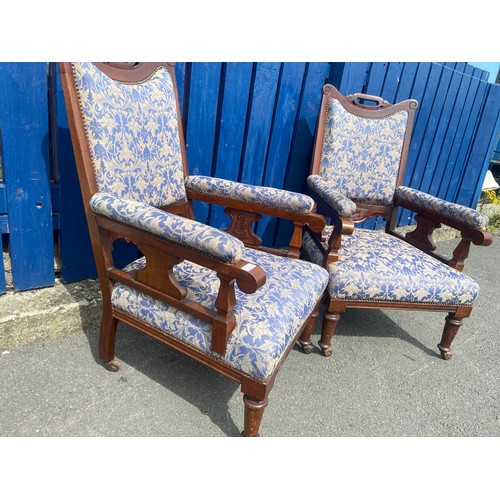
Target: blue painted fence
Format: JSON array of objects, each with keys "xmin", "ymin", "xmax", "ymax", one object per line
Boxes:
[{"xmin": 0, "ymin": 61, "xmax": 499, "ymax": 293}]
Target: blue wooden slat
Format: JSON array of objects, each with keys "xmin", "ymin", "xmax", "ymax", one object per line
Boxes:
[
  {"xmin": 472, "ymin": 67, "xmax": 484, "ymax": 80},
  {"xmin": 273, "ymin": 62, "xmax": 331, "ymax": 247},
  {"xmin": 382, "ymin": 62, "xmax": 405, "ymax": 103},
  {"xmin": 257, "ymin": 62, "xmax": 306, "ymax": 244},
  {"xmin": 445, "ymin": 79, "xmax": 488, "ymax": 203},
  {"xmin": 184, "ymin": 62, "xmax": 222, "ymax": 224},
  {"xmin": 464, "ymin": 64, "xmax": 475, "ymax": 76},
  {"xmin": 457, "ymin": 83, "xmax": 500, "ymax": 207},
  {"xmin": 434, "ymin": 73, "xmax": 475, "ymax": 200},
  {"xmin": 275, "ymin": 62, "xmax": 330, "ymax": 247},
  {"xmin": 419, "ymin": 67, "xmax": 463, "ymax": 197},
  {"xmin": 395, "ymin": 62, "xmax": 419, "ymax": 102},
  {"xmin": 454, "ymin": 62, "xmax": 467, "ymax": 74},
  {"xmin": 239, "ymin": 62, "xmax": 281, "ymax": 186},
  {"xmin": 209, "ymin": 62, "xmax": 253, "ymax": 230},
  {"xmin": 408, "ymin": 65, "xmax": 453, "ymax": 192},
  {"xmin": 0, "ymin": 214, "xmax": 8, "ymax": 233},
  {"xmin": 0, "ymin": 183, "xmax": 7, "ymax": 213},
  {"xmin": 0, "ymin": 63, "xmax": 54, "ymax": 290},
  {"xmin": 328, "ymin": 62, "xmax": 345, "ymax": 89},
  {"xmin": 364, "ymin": 62, "xmax": 388, "ymax": 97},
  {"xmin": 337, "ymin": 62, "xmax": 371, "ymax": 94},
  {"xmin": 398, "ymin": 62, "xmax": 435, "ymax": 225},
  {"xmin": 51, "ymin": 63, "xmax": 97, "ymax": 282}
]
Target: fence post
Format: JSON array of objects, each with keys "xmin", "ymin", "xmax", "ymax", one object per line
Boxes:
[
  {"xmin": 0, "ymin": 63, "xmax": 54, "ymax": 291},
  {"xmin": 0, "ymin": 178, "xmax": 7, "ymax": 292}
]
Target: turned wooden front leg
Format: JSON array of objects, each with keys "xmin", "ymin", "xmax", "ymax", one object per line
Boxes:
[
  {"xmin": 242, "ymin": 395, "xmax": 268, "ymax": 437},
  {"xmin": 437, "ymin": 312, "xmax": 465, "ymax": 360},
  {"xmin": 319, "ymin": 312, "xmax": 341, "ymax": 357}
]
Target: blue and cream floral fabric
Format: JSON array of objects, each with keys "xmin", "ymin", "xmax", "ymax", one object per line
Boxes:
[
  {"xmin": 90, "ymin": 192, "xmax": 244, "ymax": 263},
  {"xmin": 303, "ymin": 226, "xmax": 479, "ymax": 305},
  {"xmin": 395, "ymin": 186, "xmax": 489, "ymax": 230},
  {"xmin": 72, "ymin": 62, "xmax": 187, "ymax": 207},
  {"xmin": 112, "ymin": 248, "xmax": 329, "ymax": 381},
  {"xmin": 320, "ymin": 98, "xmax": 408, "ymax": 206},
  {"xmin": 186, "ymin": 175, "xmax": 316, "ymax": 214},
  {"xmin": 307, "ymin": 174, "xmax": 357, "ymax": 217}
]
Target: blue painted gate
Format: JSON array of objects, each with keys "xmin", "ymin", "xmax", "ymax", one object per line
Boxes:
[{"xmin": 0, "ymin": 61, "xmax": 499, "ymax": 293}]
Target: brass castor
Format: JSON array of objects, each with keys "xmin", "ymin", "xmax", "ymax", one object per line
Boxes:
[
  {"xmin": 104, "ymin": 359, "xmax": 121, "ymax": 372},
  {"xmin": 298, "ymin": 340, "xmax": 314, "ymax": 354},
  {"xmin": 319, "ymin": 344, "xmax": 333, "ymax": 357},
  {"xmin": 438, "ymin": 345, "xmax": 453, "ymax": 360}
]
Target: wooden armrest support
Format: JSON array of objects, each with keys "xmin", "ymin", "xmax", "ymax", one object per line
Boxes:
[
  {"xmin": 187, "ymin": 187, "xmax": 325, "ymax": 259},
  {"xmin": 305, "ymin": 189, "xmax": 355, "ymax": 266},
  {"xmin": 95, "ymin": 214, "xmax": 266, "ymax": 355},
  {"xmin": 390, "ymin": 204, "xmax": 493, "ymax": 271},
  {"xmin": 395, "ymin": 199, "xmax": 490, "ymax": 236},
  {"xmin": 186, "ymin": 187, "xmax": 325, "ymax": 231}
]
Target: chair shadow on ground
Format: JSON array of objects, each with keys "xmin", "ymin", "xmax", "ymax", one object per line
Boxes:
[
  {"xmin": 318, "ymin": 305, "xmax": 443, "ymax": 360},
  {"xmin": 68, "ymin": 278, "xmax": 445, "ymax": 436},
  {"xmin": 71, "ymin": 284, "xmax": 244, "ymax": 436}
]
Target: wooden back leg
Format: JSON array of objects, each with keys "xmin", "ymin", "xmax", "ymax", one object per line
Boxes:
[
  {"xmin": 98, "ymin": 304, "xmax": 120, "ymax": 371},
  {"xmin": 318, "ymin": 300, "xmax": 346, "ymax": 357},
  {"xmin": 298, "ymin": 304, "xmax": 320, "ymax": 354}
]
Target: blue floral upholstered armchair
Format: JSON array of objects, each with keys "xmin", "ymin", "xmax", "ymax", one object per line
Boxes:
[
  {"xmin": 59, "ymin": 62, "xmax": 329, "ymax": 437},
  {"xmin": 302, "ymin": 84, "xmax": 493, "ymax": 360}
]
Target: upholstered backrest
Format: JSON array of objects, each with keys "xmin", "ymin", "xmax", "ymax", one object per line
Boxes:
[
  {"xmin": 71, "ymin": 62, "xmax": 187, "ymax": 207},
  {"xmin": 319, "ymin": 92, "xmax": 411, "ymax": 207}
]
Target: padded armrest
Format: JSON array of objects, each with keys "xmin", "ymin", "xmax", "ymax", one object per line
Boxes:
[
  {"xmin": 185, "ymin": 175, "xmax": 316, "ymax": 214},
  {"xmin": 307, "ymin": 175, "xmax": 357, "ymax": 217},
  {"xmin": 89, "ymin": 192, "xmax": 245, "ymax": 263},
  {"xmin": 394, "ymin": 186, "xmax": 489, "ymax": 230}
]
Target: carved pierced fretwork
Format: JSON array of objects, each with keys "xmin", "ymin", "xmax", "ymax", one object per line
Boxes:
[
  {"xmin": 404, "ymin": 213, "xmax": 441, "ymax": 251},
  {"xmin": 133, "ymin": 243, "xmax": 187, "ymax": 301},
  {"xmin": 352, "ymin": 204, "xmax": 390, "ymax": 223},
  {"xmin": 223, "ymin": 208, "xmax": 262, "ymax": 247}
]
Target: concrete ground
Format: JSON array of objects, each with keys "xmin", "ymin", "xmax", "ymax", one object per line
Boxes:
[{"xmin": 0, "ymin": 236, "xmax": 499, "ymax": 438}]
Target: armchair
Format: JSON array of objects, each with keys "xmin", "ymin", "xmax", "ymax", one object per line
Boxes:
[
  {"xmin": 302, "ymin": 84, "xmax": 493, "ymax": 360},
  {"xmin": 59, "ymin": 62, "xmax": 329, "ymax": 436}
]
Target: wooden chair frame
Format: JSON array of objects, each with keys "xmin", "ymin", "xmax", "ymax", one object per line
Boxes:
[
  {"xmin": 305, "ymin": 84, "xmax": 493, "ymax": 360},
  {"xmin": 59, "ymin": 62, "xmax": 326, "ymax": 436}
]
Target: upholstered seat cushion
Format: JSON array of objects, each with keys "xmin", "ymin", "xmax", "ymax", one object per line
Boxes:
[
  {"xmin": 112, "ymin": 248, "xmax": 329, "ymax": 381},
  {"xmin": 303, "ymin": 227, "xmax": 479, "ymax": 305}
]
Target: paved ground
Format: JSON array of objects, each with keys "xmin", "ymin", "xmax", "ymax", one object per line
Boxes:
[{"xmin": 1, "ymin": 237, "xmax": 499, "ymax": 438}]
